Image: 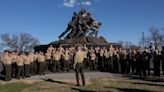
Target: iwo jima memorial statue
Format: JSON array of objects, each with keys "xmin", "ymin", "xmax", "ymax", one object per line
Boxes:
[{"xmin": 34, "ymin": 9, "xmax": 120, "ymax": 52}]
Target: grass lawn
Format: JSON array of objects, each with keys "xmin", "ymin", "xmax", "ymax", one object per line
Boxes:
[{"xmin": 0, "ymin": 75, "xmax": 164, "ymax": 92}]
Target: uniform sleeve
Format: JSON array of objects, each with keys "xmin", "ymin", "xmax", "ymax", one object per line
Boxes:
[
  {"xmin": 0, "ymin": 55, "xmax": 3, "ymax": 62},
  {"xmin": 74, "ymin": 53, "xmax": 77, "ymax": 63},
  {"xmin": 1, "ymin": 56, "xmax": 5, "ymax": 64},
  {"xmin": 73, "ymin": 52, "xmax": 78, "ymax": 69}
]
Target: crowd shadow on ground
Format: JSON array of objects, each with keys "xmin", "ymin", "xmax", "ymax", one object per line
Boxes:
[
  {"xmin": 116, "ymin": 75, "xmax": 164, "ymax": 89},
  {"xmin": 122, "ymin": 74, "xmax": 164, "ymax": 83},
  {"xmin": 42, "ymin": 78, "xmax": 96, "ymax": 92},
  {"xmin": 41, "ymin": 77, "xmax": 155, "ymax": 92},
  {"xmin": 104, "ymin": 86, "xmax": 152, "ymax": 92},
  {"xmin": 132, "ymin": 82, "xmax": 164, "ymax": 87},
  {"xmin": 42, "ymin": 78, "xmax": 69, "ymax": 85},
  {"xmin": 26, "ymin": 73, "xmax": 164, "ymax": 92},
  {"xmin": 71, "ymin": 86, "xmax": 153, "ymax": 92},
  {"xmin": 71, "ymin": 87, "xmax": 96, "ymax": 92}
]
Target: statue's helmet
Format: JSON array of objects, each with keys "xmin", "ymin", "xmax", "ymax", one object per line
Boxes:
[
  {"xmin": 93, "ymin": 21, "xmax": 102, "ymax": 26},
  {"xmin": 73, "ymin": 12, "xmax": 77, "ymax": 16},
  {"xmin": 80, "ymin": 8, "xmax": 87, "ymax": 14}
]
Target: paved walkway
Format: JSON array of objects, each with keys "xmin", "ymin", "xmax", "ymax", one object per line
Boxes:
[
  {"xmin": 1, "ymin": 71, "xmax": 164, "ymax": 84},
  {"xmin": 9, "ymin": 72, "xmax": 115, "ymax": 81},
  {"xmin": 0, "ymin": 72, "xmax": 117, "ymax": 85}
]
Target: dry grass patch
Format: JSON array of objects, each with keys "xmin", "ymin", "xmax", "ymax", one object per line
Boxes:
[{"xmin": 0, "ymin": 75, "xmax": 164, "ymax": 92}]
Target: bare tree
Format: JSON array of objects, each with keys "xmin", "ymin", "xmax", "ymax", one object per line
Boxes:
[
  {"xmin": 150, "ymin": 27, "xmax": 164, "ymax": 46},
  {"xmin": 0, "ymin": 32, "xmax": 40, "ymax": 52},
  {"xmin": 118, "ymin": 40, "xmax": 134, "ymax": 48},
  {"xmin": 124, "ymin": 41, "xmax": 133, "ymax": 48},
  {"xmin": 139, "ymin": 36, "xmax": 151, "ymax": 47},
  {"xmin": 118, "ymin": 40, "xmax": 123, "ymax": 46},
  {"xmin": 139, "ymin": 27, "xmax": 164, "ymax": 48},
  {"xmin": 149, "ymin": 27, "xmax": 162, "ymax": 46}
]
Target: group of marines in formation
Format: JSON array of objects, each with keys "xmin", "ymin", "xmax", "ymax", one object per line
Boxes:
[{"xmin": 1, "ymin": 45, "xmax": 164, "ymax": 82}]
